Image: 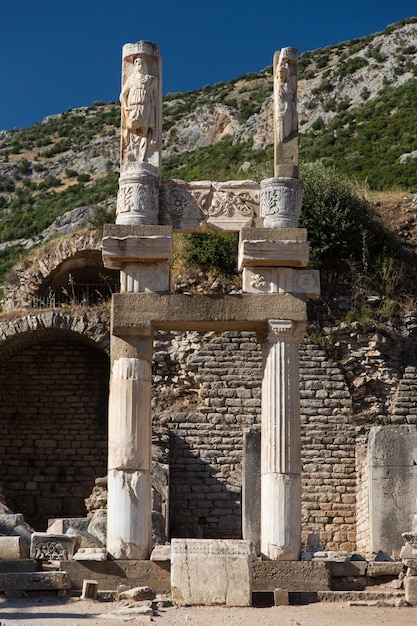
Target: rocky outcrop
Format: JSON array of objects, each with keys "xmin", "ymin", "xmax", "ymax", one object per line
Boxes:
[{"xmin": 163, "ymin": 103, "xmax": 240, "ymax": 155}]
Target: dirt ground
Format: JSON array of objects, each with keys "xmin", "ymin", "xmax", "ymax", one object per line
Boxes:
[{"xmin": 1, "ymin": 594, "xmax": 417, "ymax": 626}]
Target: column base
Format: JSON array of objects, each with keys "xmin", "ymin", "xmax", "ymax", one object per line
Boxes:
[
  {"xmin": 107, "ymin": 469, "xmax": 152, "ymax": 560},
  {"xmin": 261, "ymin": 473, "xmax": 301, "ymax": 561}
]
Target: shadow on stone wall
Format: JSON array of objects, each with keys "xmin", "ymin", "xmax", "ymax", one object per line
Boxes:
[{"xmin": 169, "ymin": 433, "xmax": 241, "ymax": 540}]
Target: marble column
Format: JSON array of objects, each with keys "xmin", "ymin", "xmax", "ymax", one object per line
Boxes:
[
  {"xmin": 260, "ymin": 319, "xmax": 305, "ymax": 560},
  {"xmin": 107, "ymin": 333, "xmax": 153, "ymax": 560}
]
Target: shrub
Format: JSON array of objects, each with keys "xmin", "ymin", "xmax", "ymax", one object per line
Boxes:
[
  {"xmin": 300, "ymin": 161, "xmax": 375, "ymax": 267},
  {"xmin": 181, "ymin": 230, "xmax": 238, "ymax": 275}
]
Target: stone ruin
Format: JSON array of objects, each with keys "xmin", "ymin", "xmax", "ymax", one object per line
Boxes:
[{"xmin": 1, "ymin": 40, "xmax": 417, "ymax": 608}]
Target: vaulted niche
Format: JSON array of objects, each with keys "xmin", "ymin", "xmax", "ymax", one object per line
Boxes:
[{"xmin": 35, "ymin": 250, "xmax": 120, "ymax": 307}]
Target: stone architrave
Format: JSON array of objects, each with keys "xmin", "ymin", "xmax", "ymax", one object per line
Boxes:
[
  {"xmin": 117, "ymin": 41, "xmax": 162, "ymax": 225},
  {"xmin": 107, "ymin": 336, "xmax": 153, "ymax": 560},
  {"xmin": 260, "ymin": 320, "xmax": 306, "ymax": 560},
  {"xmin": 171, "ymin": 539, "xmax": 255, "ymax": 606},
  {"xmin": 274, "ymin": 47, "xmax": 299, "ymax": 178}
]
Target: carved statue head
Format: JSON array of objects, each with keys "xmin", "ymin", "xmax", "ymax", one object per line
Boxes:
[{"xmin": 133, "ymin": 56, "xmax": 147, "ymax": 73}]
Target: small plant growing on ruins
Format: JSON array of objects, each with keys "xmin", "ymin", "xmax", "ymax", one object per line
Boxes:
[{"xmin": 345, "ymin": 305, "xmax": 374, "ymax": 327}]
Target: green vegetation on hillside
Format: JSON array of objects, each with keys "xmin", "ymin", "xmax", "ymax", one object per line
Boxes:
[
  {"xmin": 301, "ymin": 78, "xmax": 417, "ymax": 190},
  {"xmin": 1, "ymin": 103, "xmax": 120, "ymax": 156},
  {"xmin": 0, "ymin": 172, "xmax": 118, "ymax": 243}
]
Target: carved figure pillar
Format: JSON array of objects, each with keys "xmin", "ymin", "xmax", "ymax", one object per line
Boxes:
[
  {"xmin": 260, "ymin": 319, "xmax": 306, "ymax": 560},
  {"xmin": 107, "ymin": 333, "xmax": 153, "ymax": 559},
  {"xmin": 261, "ymin": 47, "xmax": 300, "ymax": 228},
  {"xmin": 116, "ymin": 41, "xmax": 162, "ymax": 225}
]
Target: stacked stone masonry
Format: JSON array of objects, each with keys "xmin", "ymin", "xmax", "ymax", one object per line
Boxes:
[
  {"xmin": 2, "ymin": 321, "xmax": 416, "ymax": 551},
  {"xmin": 0, "ymin": 339, "xmax": 109, "ymax": 529}
]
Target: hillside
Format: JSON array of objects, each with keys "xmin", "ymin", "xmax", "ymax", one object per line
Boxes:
[{"xmin": 0, "ymin": 17, "xmax": 416, "ymax": 289}]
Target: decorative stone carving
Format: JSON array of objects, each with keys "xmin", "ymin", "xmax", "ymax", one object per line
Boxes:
[
  {"xmin": 120, "ymin": 42, "xmax": 161, "ymax": 167},
  {"xmin": 116, "ymin": 171, "xmax": 159, "ymax": 225},
  {"xmin": 159, "ymin": 180, "xmax": 259, "ymax": 231},
  {"xmin": 30, "ymin": 533, "xmax": 79, "ymax": 561},
  {"xmin": 274, "ymin": 47, "xmax": 299, "ymax": 178},
  {"xmin": 243, "ymin": 267, "xmax": 320, "ymax": 297},
  {"xmin": 117, "ymin": 42, "xmax": 162, "ymax": 225},
  {"xmin": 260, "ymin": 177, "xmax": 302, "ymax": 228}
]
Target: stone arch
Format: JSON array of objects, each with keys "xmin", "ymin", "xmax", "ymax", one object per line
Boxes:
[
  {"xmin": 3, "ymin": 230, "xmax": 119, "ymax": 311},
  {"xmin": 0, "ymin": 309, "xmax": 111, "ymax": 529}
]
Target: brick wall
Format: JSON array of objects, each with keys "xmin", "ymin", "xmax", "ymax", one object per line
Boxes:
[
  {"xmin": 0, "ymin": 338, "xmax": 108, "ymax": 529},
  {"xmin": 153, "ymin": 331, "xmax": 357, "ymax": 551}
]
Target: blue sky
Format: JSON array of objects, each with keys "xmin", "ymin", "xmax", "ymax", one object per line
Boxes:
[{"xmin": 1, "ymin": 0, "xmax": 416, "ymax": 130}]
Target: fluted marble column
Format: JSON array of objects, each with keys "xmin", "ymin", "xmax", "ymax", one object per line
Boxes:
[
  {"xmin": 107, "ymin": 334, "xmax": 153, "ymax": 559},
  {"xmin": 260, "ymin": 319, "xmax": 306, "ymax": 560}
]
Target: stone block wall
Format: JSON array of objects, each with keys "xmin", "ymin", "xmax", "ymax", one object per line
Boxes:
[
  {"xmin": 300, "ymin": 342, "xmax": 355, "ymax": 552},
  {"xmin": 0, "ymin": 339, "xmax": 108, "ymax": 529},
  {"xmin": 153, "ymin": 331, "xmax": 357, "ymax": 551}
]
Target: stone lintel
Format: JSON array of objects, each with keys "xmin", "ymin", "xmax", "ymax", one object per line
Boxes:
[
  {"xmin": 238, "ymin": 239, "xmax": 309, "ymax": 269},
  {"xmin": 102, "ymin": 236, "xmax": 172, "ymax": 269},
  {"xmin": 111, "ymin": 293, "xmax": 307, "ymax": 336},
  {"xmin": 240, "ymin": 228, "xmax": 307, "ymax": 241},
  {"xmin": 104, "ymin": 225, "xmax": 172, "ymax": 238}
]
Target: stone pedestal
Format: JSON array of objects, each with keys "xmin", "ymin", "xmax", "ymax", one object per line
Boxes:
[
  {"xmin": 260, "ymin": 178, "xmax": 302, "ymax": 228},
  {"xmin": 260, "ymin": 320, "xmax": 305, "ymax": 560},
  {"xmin": 107, "ymin": 336, "xmax": 153, "ymax": 560},
  {"xmin": 171, "ymin": 539, "xmax": 255, "ymax": 606}
]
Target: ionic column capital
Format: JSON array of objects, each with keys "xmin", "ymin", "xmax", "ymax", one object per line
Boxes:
[{"xmin": 259, "ymin": 320, "xmax": 306, "ymax": 344}]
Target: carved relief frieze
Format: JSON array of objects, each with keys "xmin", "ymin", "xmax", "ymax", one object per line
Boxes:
[
  {"xmin": 159, "ymin": 180, "xmax": 260, "ymax": 231},
  {"xmin": 243, "ymin": 267, "xmax": 319, "ymax": 297}
]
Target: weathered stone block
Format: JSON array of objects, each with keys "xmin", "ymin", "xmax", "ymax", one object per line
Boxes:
[
  {"xmin": 252, "ymin": 561, "xmax": 331, "ymax": 592},
  {"xmin": 171, "ymin": 539, "xmax": 254, "ymax": 606},
  {"xmin": 274, "ymin": 588, "xmax": 289, "ymax": 605},
  {"xmin": 81, "ymin": 579, "xmax": 98, "ymax": 600},
  {"xmin": 60, "ymin": 560, "xmax": 170, "ymax": 592},
  {"xmin": 367, "ymin": 561, "xmax": 404, "ymax": 577},
  {"xmin": 329, "ymin": 561, "xmax": 367, "ymax": 577},
  {"xmin": 73, "ymin": 548, "xmax": 107, "ymax": 561},
  {"xmin": 405, "ymin": 575, "xmax": 417, "ymax": 605},
  {"xmin": 0, "ymin": 536, "xmax": 28, "ymax": 559},
  {"xmin": 368, "ymin": 426, "xmax": 417, "ymax": 554},
  {"xmin": 0, "ymin": 571, "xmax": 70, "ymax": 593},
  {"xmin": 0, "ymin": 559, "xmax": 37, "ymax": 573}
]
